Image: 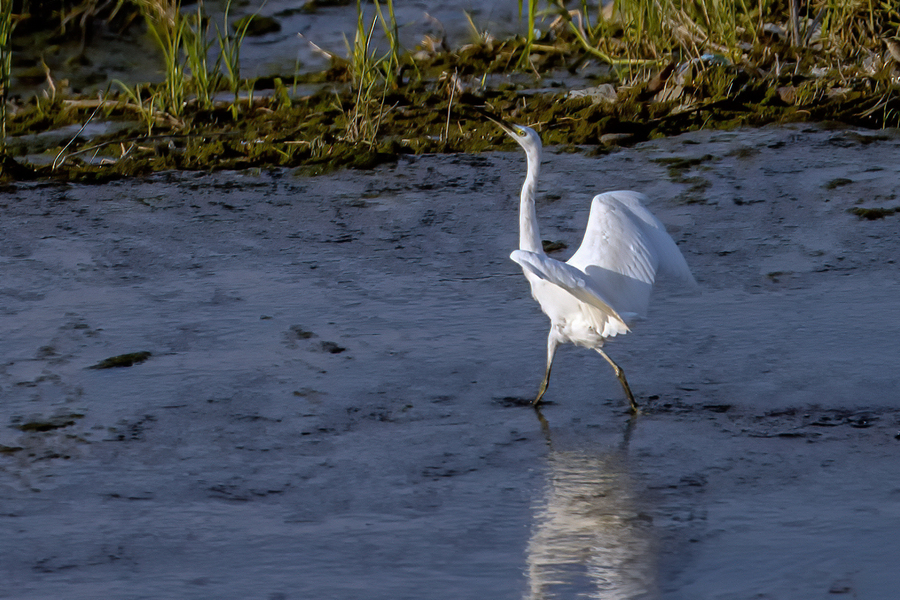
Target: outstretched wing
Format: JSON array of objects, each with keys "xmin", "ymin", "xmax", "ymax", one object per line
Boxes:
[
  {"xmin": 566, "ymin": 190, "xmax": 696, "ymax": 317},
  {"xmin": 601, "ymin": 191, "xmax": 696, "ymax": 283},
  {"xmin": 510, "ymin": 249, "xmax": 632, "ymax": 328}
]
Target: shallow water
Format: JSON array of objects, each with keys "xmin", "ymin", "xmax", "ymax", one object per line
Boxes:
[
  {"xmin": 13, "ymin": 0, "xmax": 534, "ymax": 97},
  {"xmin": 235, "ymin": 0, "xmax": 526, "ymax": 79},
  {"xmin": 2, "ymin": 125, "xmax": 900, "ymax": 599}
]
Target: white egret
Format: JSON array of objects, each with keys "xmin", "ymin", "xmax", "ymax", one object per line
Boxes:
[{"xmin": 494, "ymin": 119, "xmax": 696, "ymax": 413}]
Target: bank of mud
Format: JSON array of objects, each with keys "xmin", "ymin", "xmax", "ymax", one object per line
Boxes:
[
  {"xmin": 5, "ymin": 63, "xmax": 900, "ymax": 183},
  {"xmin": 4, "ymin": 1, "xmax": 900, "ymax": 181}
]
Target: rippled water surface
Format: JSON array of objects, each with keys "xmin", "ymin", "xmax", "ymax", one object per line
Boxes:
[{"xmin": 2, "ymin": 125, "xmax": 900, "ymax": 599}]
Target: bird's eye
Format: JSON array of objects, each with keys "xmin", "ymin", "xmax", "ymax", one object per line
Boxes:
[{"xmin": 518, "ymin": 130, "xmax": 526, "ymax": 137}]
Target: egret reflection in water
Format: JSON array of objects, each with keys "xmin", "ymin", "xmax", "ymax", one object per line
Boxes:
[{"xmin": 526, "ymin": 419, "xmax": 655, "ymax": 599}]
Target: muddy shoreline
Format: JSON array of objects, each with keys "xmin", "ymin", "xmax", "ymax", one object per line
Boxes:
[{"xmin": 5, "ymin": 1, "xmax": 900, "ymax": 182}]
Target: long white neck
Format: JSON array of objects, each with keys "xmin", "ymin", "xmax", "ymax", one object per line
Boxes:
[{"xmin": 519, "ymin": 147, "xmax": 543, "ymax": 254}]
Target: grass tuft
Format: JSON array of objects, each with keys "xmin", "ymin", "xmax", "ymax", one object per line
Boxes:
[
  {"xmin": 1, "ymin": 0, "xmax": 16, "ymax": 149},
  {"xmin": 341, "ymin": 0, "xmax": 400, "ymax": 146}
]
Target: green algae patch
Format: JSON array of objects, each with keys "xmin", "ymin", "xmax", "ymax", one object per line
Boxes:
[
  {"xmin": 0, "ymin": 153, "xmax": 38, "ymax": 182},
  {"xmin": 89, "ymin": 351, "xmax": 152, "ymax": 369},
  {"xmin": 541, "ymin": 240, "xmax": 568, "ymax": 253},
  {"xmin": 17, "ymin": 414, "xmax": 85, "ymax": 432},
  {"xmin": 653, "ymin": 154, "xmax": 715, "ymax": 171},
  {"xmin": 825, "ymin": 177, "xmax": 853, "ymax": 189},
  {"xmin": 850, "ymin": 207, "xmax": 898, "ymax": 220}
]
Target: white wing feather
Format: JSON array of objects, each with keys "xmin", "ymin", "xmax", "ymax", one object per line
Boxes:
[
  {"xmin": 509, "ymin": 250, "xmax": 629, "ymax": 325},
  {"xmin": 566, "ymin": 191, "xmax": 695, "ymax": 317},
  {"xmin": 600, "ymin": 191, "xmax": 696, "ymax": 283}
]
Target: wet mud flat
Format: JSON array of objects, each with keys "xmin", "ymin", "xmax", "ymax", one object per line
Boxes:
[{"xmin": 2, "ymin": 125, "xmax": 900, "ymax": 599}]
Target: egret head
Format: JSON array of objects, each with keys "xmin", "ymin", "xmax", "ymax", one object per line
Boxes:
[{"xmin": 489, "ymin": 118, "xmax": 543, "ymax": 156}]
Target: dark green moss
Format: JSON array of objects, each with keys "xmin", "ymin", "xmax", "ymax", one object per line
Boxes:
[
  {"xmin": 653, "ymin": 155, "xmax": 715, "ymax": 170},
  {"xmin": 17, "ymin": 414, "xmax": 84, "ymax": 432},
  {"xmin": 542, "ymin": 240, "xmax": 568, "ymax": 253},
  {"xmin": 232, "ymin": 15, "xmax": 282, "ymax": 36},
  {"xmin": 89, "ymin": 351, "xmax": 152, "ymax": 369},
  {"xmin": 850, "ymin": 207, "xmax": 897, "ymax": 220},
  {"xmin": 825, "ymin": 178, "xmax": 853, "ymax": 189}
]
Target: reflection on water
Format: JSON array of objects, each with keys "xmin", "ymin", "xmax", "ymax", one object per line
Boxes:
[{"xmin": 526, "ymin": 419, "xmax": 655, "ymax": 600}]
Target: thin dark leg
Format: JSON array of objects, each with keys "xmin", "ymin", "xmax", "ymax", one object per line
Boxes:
[
  {"xmin": 533, "ymin": 334, "xmax": 559, "ymax": 406},
  {"xmin": 597, "ymin": 348, "xmax": 639, "ymax": 414},
  {"xmin": 534, "ymin": 362, "xmax": 552, "ymax": 405}
]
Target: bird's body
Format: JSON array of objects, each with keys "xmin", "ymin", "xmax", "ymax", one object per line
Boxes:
[{"xmin": 495, "ymin": 121, "xmax": 695, "ymax": 412}]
